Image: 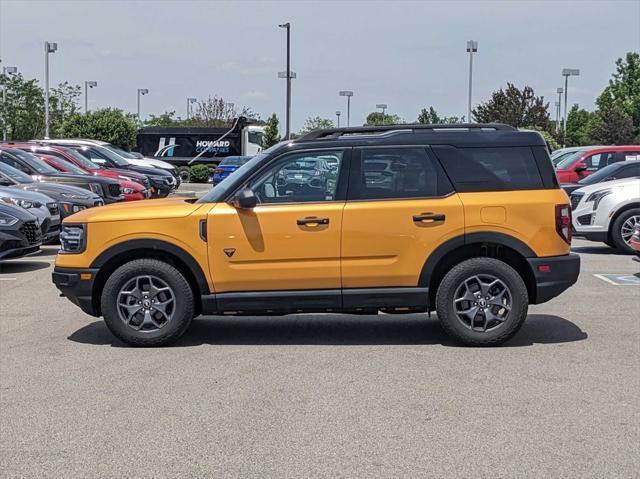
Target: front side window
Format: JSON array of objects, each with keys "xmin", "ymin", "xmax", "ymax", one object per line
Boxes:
[
  {"xmin": 349, "ymin": 147, "xmax": 452, "ymax": 200},
  {"xmin": 247, "ymin": 150, "xmax": 343, "ymax": 204}
]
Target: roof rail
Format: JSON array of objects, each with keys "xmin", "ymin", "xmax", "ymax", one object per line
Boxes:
[{"xmin": 298, "ymin": 123, "xmax": 515, "ymax": 141}]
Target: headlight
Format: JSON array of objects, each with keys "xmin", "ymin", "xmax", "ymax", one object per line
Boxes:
[
  {"xmin": 2, "ymin": 197, "xmax": 38, "ymax": 209},
  {"xmin": 60, "ymin": 224, "xmax": 86, "ymax": 253},
  {"xmin": 61, "ymin": 203, "xmax": 87, "ymax": 214},
  {"xmin": 0, "ymin": 211, "xmax": 19, "ymax": 226},
  {"xmin": 122, "ymin": 188, "xmax": 137, "ymax": 194},
  {"xmin": 89, "ymin": 183, "xmax": 102, "ymax": 194},
  {"xmin": 586, "ymin": 189, "xmax": 613, "ymax": 209}
]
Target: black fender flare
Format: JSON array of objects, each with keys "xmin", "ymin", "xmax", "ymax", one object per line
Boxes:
[{"xmin": 91, "ymin": 239, "xmax": 210, "ymax": 295}]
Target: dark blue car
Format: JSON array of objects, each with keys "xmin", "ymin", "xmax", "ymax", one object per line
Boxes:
[{"xmin": 211, "ymin": 156, "xmax": 253, "ymax": 185}]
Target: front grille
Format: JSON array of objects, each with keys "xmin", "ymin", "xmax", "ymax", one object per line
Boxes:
[
  {"xmin": 577, "ymin": 214, "xmax": 593, "ymax": 226},
  {"xmin": 570, "ymin": 192, "xmax": 584, "ymax": 210},
  {"xmin": 0, "ymin": 240, "xmax": 21, "ymax": 252},
  {"xmin": 142, "ymin": 177, "xmax": 151, "ymax": 188},
  {"xmin": 107, "ymin": 184, "xmax": 122, "ymax": 197},
  {"xmin": 94, "ymin": 200, "xmax": 104, "ymax": 207},
  {"xmin": 20, "ymin": 220, "xmax": 41, "ymax": 245},
  {"xmin": 46, "ymin": 202, "xmax": 59, "ymax": 216}
]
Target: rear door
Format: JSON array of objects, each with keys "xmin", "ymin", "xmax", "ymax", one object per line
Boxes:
[{"xmin": 341, "ymin": 146, "xmax": 464, "ymax": 291}]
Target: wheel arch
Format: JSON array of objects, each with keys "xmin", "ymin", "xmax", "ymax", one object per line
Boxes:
[
  {"xmin": 90, "ymin": 239, "xmax": 210, "ymax": 316},
  {"xmin": 608, "ymin": 202, "xmax": 640, "ymax": 239}
]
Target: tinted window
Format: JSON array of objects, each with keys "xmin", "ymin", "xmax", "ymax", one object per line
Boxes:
[
  {"xmin": 0, "ymin": 162, "xmax": 34, "ymax": 183},
  {"xmin": 349, "ymin": 147, "xmax": 452, "ymax": 200},
  {"xmin": 0, "ymin": 152, "xmax": 31, "ymax": 173},
  {"xmin": 247, "ymin": 151, "xmax": 343, "ymax": 204},
  {"xmin": 585, "ymin": 151, "xmax": 619, "ymax": 171},
  {"xmin": 616, "ymin": 164, "xmax": 640, "ymax": 179},
  {"xmin": 434, "ymin": 146, "xmax": 544, "ymax": 192},
  {"xmin": 220, "ymin": 156, "xmax": 251, "ymax": 167}
]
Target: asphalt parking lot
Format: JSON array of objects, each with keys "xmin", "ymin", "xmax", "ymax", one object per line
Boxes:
[{"xmin": 1, "ymin": 238, "xmax": 638, "ymax": 478}]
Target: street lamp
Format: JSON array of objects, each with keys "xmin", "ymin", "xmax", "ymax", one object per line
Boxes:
[
  {"xmin": 137, "ymin": 88, "xmax": 149, "ymax": 123},
  {"xmin": 186, "ymin": 97, "xmax": 196, "ymax": 119},
  {"xmin": 339, "ymin": 91, "xmax": 353, "ymax": 127},
  {"xmin": 44, "ymin": 41, "xmax": 58, "ymax": 138},
  {"xmin": 84, "ymin": 81, "xmax": 97, "ymax": 114},
  {"xmin": 466, "ymin": 40, "xmax": 478, "ymax": 122},
  {"xmin": 335, "ymin": 110, "xmax": 341, "ymax": 128},
  {"xmin": 556, "ymin": 87, "xmax": 563, "ymax": 133},
  {"xmin": 2, "ymin": 66, "xmax": 18, "ymax": 141},
  {"xmin": 376, "ymin": 103, "xmax": 387, "ymax": 115},
  {"xmin": 278, "ymin": 22, "xmax": 292, "ymax": 140},
  {"xmin": 561, "ymin": 68, "xmax": 580, "ymax": 146}
]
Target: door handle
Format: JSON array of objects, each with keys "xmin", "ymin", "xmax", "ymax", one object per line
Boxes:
[
  {"xmin": 297, "ymin": 217, "xmax": 330, "ymax": 226},
  {"xmin": 413, "ymin": 213, "xmax": 446, "ymax": 223}
]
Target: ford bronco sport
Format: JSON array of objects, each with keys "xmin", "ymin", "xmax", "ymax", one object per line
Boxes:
[{"xmin": 53, "ymin": 124, "xmax": 580, "ymax": 347}]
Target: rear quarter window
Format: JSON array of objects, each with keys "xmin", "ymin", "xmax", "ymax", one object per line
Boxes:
[{"xmin": 432, "ymin": 146, "xmax": 545, "ymax": 192}]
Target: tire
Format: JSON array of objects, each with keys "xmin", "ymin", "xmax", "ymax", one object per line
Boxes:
[
  {"xmin": 177, "ymin": 166, "xmax": 191, "ymax": 183},
  {"xmin": 610, "ymin": 208, "xmax": 640, "ymax": 254},
  {"xmin": 101, "ymin": 259, "xmax": 194, "ymax": 347},
  {"xmin": 604, "ymin": 240, "xmax": 615, "ymax": 248},
  {"xmin": 435, "ymin": 257, "xmax": 529, "ymax": 347}
]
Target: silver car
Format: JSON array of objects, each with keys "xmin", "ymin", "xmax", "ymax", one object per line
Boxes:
[{"xmin": 0, "ymin": 186, "xmax": 60, "ymax": 243}]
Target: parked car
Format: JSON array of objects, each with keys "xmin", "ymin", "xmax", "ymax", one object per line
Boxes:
[
  {"xmin": 38, "ymin": 154, "xmax": 149, "ymax": 202},
  {"xmin": 211, "ymin": 156, "xmax": 252, "ymax": 185},
  {"xmin": 0, "ymin": 162, "xmax": 104, "ymax": 218},
  {"xmin": 571, "ymin": 177, "xmax": 640, "ymax": 253},
  {"xmin": 0, "ymin": 186, "xmax": 59, "ymax": 243},
  {"xmin": 0, "ymin": 146, "xmax": 125, "ymax": 204},
  {"xmin": 53, "ymin": 143, "xmax": 177, "ymax": 197},
  {"xmin": 551, "ymin": 147, "xmax": 592, "ymax": 167},
  {"xmin": 53, "ymin": 123, "xmax": 579, "ymax": 347},
  {"xmin": 561, "ymin": 160, "xmax": 640, "ymax": 196},
  {"xmin": 0, "ymin": 203, "xmax": 41, "ymax": 260},
  {"xmin": 555, "ymin": 146, "xmax": 640, "ymax": 183},
  {"xmin": 275, "ymin": 156, "xmax": 339, "ymax": 198}
]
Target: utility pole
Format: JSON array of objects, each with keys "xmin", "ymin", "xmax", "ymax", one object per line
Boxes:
[
  {"xmin": 2, "ymin": 65, "xmax": 18, "ymax": 141},
  {"xmin": 466, "ymin": 40, "xmax": 478, "ymax": 122},
  {"xmin": 85, "ymin": 81, "xmax": 97, "ymax": 114},
  {"xmin": 278, "ymin": 22, "xmax": 292, "ymax": 140},
  {"xmin": 44, "ymin": 41, "xmax": 58, "ymax": 138}
]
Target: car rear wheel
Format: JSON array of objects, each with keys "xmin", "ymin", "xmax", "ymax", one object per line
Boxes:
[
  {"xmin": 435, "ymin": 257, "xmax": 528, "ymax": 346},
  {"xmin": 610, "ymin": 208, "xmax": 640, "ymax": 254},
  {"xmin": 101, "ymin": 259, "xmax": 194, "ymax": 347}
]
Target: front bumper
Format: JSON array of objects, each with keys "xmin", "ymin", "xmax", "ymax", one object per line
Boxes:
[
  {"xmin": 527, "ymin": 254, "xmax": 581, "ymax": 304},
  {"xmin": 0, "ymin": 229, "xmax": 41, "ymax": 260},
  {"xmin": 52, "ymin": 267, "xmax": 100, "ymax": 316}
]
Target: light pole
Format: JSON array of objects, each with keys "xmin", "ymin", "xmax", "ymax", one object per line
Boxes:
[
  {"xmin": 335, "ymin": 111, "xmax": 341, "ymax": 128},
  {"xmin": 466, "ymin": 40, "xmax": 478, "ymax": 122},
  {"xmin": 84, "ymin": 81, "xmax": 97, "ymax": 114},
  {"xmin": 376, "ymin": 103, "xmax": 387, "ymax": 116},
  {"xmin": 137, "ymin": 88, "xmax": 149, "ymax": 124},
  {"xmin": 2, "ymin": 66, "xmax": 17, "ymax": 141},
  {"xmin": 339, "ymin": 91, "xmax": 353, "ymax": 127},
  {"xmin": 561, "ymin": 68, "xmax": 579, "ymax": 146},
  {"xmin": 556, "ymin": 87, "xmax": 563, "ymax": 133},
  {"xmin": 278, "ymin": 22, "xmax": 292, "ymax": 140},
  {"xmin": 186, "ymin": 97, "xmax": 196, "ymax": 119},
  {"xmin": 44, "ymin": 41, "xmax": 58, "ymax": 138}
]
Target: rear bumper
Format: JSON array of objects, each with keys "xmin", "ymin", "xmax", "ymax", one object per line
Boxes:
[
  {"xmin": 527, "ymin": 253, "xmax": 580, "ymax": 304},
  {"xmin": 52, "ymin": 267, "xmax": 100, "ymax": 316}
]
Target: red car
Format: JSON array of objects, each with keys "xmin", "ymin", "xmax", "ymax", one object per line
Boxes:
[
  {"xmin": 555, "ymin": 146, "xmax": 640, "ymax": 183},
  {"xmin": 631, "ymin": 223, "xmax": 640, "ymax": 263},
  {"xmin": 38, "ymin": 154, "xmax": 149, "ymax": 202}
]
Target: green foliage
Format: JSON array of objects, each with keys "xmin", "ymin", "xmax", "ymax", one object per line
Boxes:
[
  {"xmin": 586, "ymin": 106, "xmax": 635, "ymax": 145},
  {"xmin": 144, "ymin": 111, "xmax": 183, "ymax": 127},
  {"xmin": 299, "ymin": 116, "xmax": 334, "ymax": 134},
  {"xmin": 596, "ymin": 52, "xmax": 640, "ymax": 134},
  {"xmin": 263, "ymin": 113, "xmax": 281, "ymax": 148},
  {"xmin": 524, "ymin": 126, "xmax": 560, "ymax": 151},
  {"xmin": 472, "ymin": 83, "xmax": 550, "ymax": 130},
  {"xmin": 565, "ymin": 105, "xmax": 593, "ymax": 146},
  {"xmin": 417, "ymin": 106, "xmax": 464, "ymax": 124},
  {"xmin": 189, "ymin": 164, "xmax": 210, "ymax": 183},
  {"xmin": 364, "ymin": 112, "xmax": 402, "ymax": 126},
  {"xmin": 58, "ymin": 108, "xmax": 138, "ymax": 149},
  {"xmin": 49, "ymin": 81, "xmax": 81, "ymax": 136},
  {"xmin": 0, "ymin": 73, "xmax": 45, "ymax": 140}
]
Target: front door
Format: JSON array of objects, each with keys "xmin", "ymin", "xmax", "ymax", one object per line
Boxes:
[{"xmin": 208, "ymin": 149, "xmax": 348, "ymax": 294}]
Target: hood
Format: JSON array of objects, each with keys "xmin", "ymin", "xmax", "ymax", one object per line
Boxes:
[
  {"xmin": 102, "ymin": 167, "xmax": 148, "ymax": 182},
  {"xmin": 573, "ymin": 177, "xmax": 640, "ymax": 196},
  {"xmin": 64, "ymin": 197, "xmax": 204, "ymax": 224},
  {"xmin": 126, "ymin": 164, "xmax": 173, "ymax": 177},
  {"xmin": 0, "ymin": 186, "xmax": 55, "ymax": 204},
  {"xmin": 17, "ymin": 182, "xmax": 98, "ymax": 200},
  {"xmin": 129, "ymin": 157, "xmax": 176, "ymax": 170}
]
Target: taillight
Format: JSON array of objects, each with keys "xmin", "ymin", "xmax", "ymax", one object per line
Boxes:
[{"xmin": 556, "ymin": 204, "xmax": 572, "ymax": 244}]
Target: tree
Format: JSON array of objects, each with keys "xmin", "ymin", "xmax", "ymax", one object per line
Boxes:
[
  {"xmin": 49, "ymin": 81, "xmax": 81, "ymax": 136},
  {"xmin": 596, "ymin": 52, "xmax": 640, "ymax": 134},
  {"xmin": 524, "ymin": 126, "xmax": 560, "ymax": 152},
  {"xmin": 565, "ymin": 105, "xmax": 593, "ymax": 147},
  {"xmin": 58, "ymin": 108, "xmax": 138, "ymax": 149},
  {"xmin": 144, "ymin": 111, "xmax": 184, "ymax": 127},
  {"xmin": 0, "ymin": 73, "xmax": 45, "ymax": 140},
  {"xmin": 299, "ymin": 116, "xmax": 334, "ymax": 134},
  {"xmin": 364, "ymin": 112, "xmax": 402, "ymax": 126},
  {"xmin": 586, "ymin": 106, "xmax": 635, "ymax": 145},
  {"xmin": 472, "ymin": 83, "xmax": 551, "ymax": 130},
  {"xmin": 263, "ymin": 113, "xmax": 281, "ymax": 148},
  {"xmin": 417, "ymin": 106, "xmax": 464, "ymax": 124},
  {"xmin": 188, "ymin": 96, "xmax": 258, "ymax": 127}
]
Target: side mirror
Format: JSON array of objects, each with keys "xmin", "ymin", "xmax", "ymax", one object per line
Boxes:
[
  {"xmin": 233, "ymin": 188, "xmax": 257, "ymax": 209},
  {"xmin": 574, "ymin": 163, "xmax": 587, "ymax": 173}
]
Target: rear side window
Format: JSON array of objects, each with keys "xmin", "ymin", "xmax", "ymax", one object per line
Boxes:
[
  {"xmin": 433, "ymin": 146, "xmax": 544, "ymax": 192},
  {"xmin": 348, "ymin": 147, "xmax": 453, "ymax": 200}
]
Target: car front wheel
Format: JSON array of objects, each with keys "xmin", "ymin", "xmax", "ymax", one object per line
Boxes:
[
  {"xmin": 610, "ymin": 208, "xmax": 640, "ymax": 254},
  {"xmin": 101, "ymin": 259, "xmax": 194, "ymax": 347},
  {"xmin": 435, "ymin": 257, "xmax": 528, "ymax": 346}
]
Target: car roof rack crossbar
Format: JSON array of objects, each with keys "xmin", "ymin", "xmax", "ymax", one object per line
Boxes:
[{"xmin": 298, "ymin": 123, "xmax": 515, "ymax": 141}]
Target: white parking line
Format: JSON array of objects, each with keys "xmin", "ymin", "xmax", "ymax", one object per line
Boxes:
[
  {"xmin": 594, "ymin": 274, "xmax": 640, "ymax": 285},
  {"xmin": 0, "ymin": 277, "xmax": 17, "ymax": 281}
]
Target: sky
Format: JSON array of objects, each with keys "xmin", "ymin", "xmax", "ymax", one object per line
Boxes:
[{"xmin": 1, "ymin": 0, "xmax": 638, "ymax": 133}]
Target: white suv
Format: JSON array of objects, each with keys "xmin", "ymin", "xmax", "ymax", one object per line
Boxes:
[{"xmin": 571, "ymin": 177, "xmax": 640, "ymax": 252}]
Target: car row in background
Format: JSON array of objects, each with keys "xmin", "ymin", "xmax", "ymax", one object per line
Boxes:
[
  {"xmin": 554, "ymin": 145, "xmax": 640, "ymax": 183},
  {"xmin": 211, "ymin": 156, "xmax": 252, "ymax": 185}
]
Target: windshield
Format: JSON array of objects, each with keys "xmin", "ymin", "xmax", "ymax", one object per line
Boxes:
[
  {"xmin": 51, "ymin": 157, "xmax": 88, "ymax": 175},
  {"xmin": 552, "ymin": 150, "xmax": 581, "ymax": 166},
  {"xmin": 61, "ymin": 148, "xmax": 102, "ymax": 170},
  {"xmin": 220, "ymin": 156, "xmax": 251, "ymax": 167},
  {"xmin": 10, "ymin": 149, "xmax": 59, "ymax": 174},
  {"xmin": 102, "ymin": 143, "xmax": 136, "ymax": 159},
  {"xmin": 556, "ymin": 151, "xmax": 584, "ymax": 170},
  {"xmin": 94, "ymin": 146, "xmax": 130, "ymax": 167},
  {"xmin": 0, "ymin": 162, "xmax": 34, "ymax": 183}
]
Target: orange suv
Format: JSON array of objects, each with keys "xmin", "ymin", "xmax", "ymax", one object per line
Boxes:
[{"xmin": 53, "ymin": 123, "xmax": 580, "ymax": 347}]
